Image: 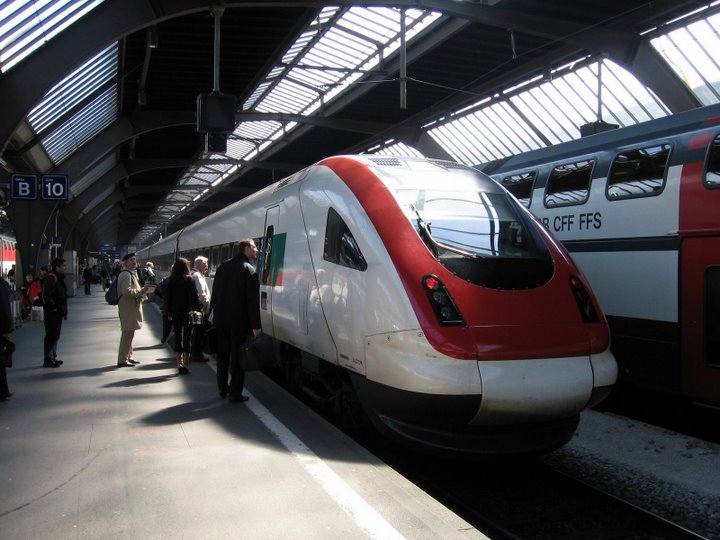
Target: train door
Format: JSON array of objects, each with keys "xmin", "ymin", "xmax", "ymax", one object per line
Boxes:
[
  {"xmin": 259, "ymin": 206, "xmax": 281, "ymax": 335},
  {"xmin": 680, "ymin": 237, "xmax": 720, "ymax": 403},
  {"xmin": 313, "ymin": 207, "xmax": 367, "ymax": 375}
]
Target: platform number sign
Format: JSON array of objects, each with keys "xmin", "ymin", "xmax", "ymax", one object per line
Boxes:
[
  {"xmin": 11, "ymin": 174, "xmax": 38, "ymax": 199},
  {"xmin": 41, "ymin": 174, "xmax": 68, "ymax": 201}
]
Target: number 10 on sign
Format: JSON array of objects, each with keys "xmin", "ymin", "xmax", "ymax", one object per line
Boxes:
[{"xmin": 42, "ymin": 175, "xmax": 68, "ymax": 200}]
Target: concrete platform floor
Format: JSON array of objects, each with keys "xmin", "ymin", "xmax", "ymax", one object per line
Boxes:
[{"xmin": 0, "ymin": 285, "xmax": 482, "ymax": 539}]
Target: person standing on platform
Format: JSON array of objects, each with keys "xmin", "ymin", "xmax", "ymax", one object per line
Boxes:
[
  {"xmin": 189, "ymin": 256, "xmax": 210, "ymax": 362},
  {"xmin": 116, "ymin": 253, "xmax": 150, "ymax": 367},
  {"xmin": 20, "ymin": 273, "xmax": 35, "ymax": 319},
  {"xmin": 42, "ymin": 257, "xmax": 67, "ymax": 368},
  {"xmin": 143, "ymin": 262, "xmax": 156, "ymax": 284},
  {"xmin": 165, "ymin": 258, "xmax": 201, "ymax": 375},
  {"xmin": 82, "ymin": 264, "xmax": 93, "ymax": 295},
  {"xmin": 210, "ymin": 239, "xmax": 262, "ymax": 403},
  {"xmin": 0, "ymin": 276, "xmax": 14, "ymax": 401}
]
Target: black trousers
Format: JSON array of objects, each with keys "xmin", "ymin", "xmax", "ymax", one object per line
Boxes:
[
  {"xmin": 161, "ymin": 312, "xmax": 172, "ymax": 341},
  {"xmin": 43, "ymin": 310, "xmax": 63, "ymax": 360},
  {"xmin": 0, "ymin": 364, "xmax": 8, "ymax": 397},
  {"xmin": 172, "ymin": 322, "xmax": 192, "ymax": 352},
  {"xmin": 216, "ymin": 328, "xmax": 247, "ymax": 397}
]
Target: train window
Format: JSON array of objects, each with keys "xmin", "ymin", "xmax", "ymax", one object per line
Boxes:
[
  {"xmin": 261, "ymin": 227, "xmax": 274, "ymax": 285},
  {"xmin": 544, "ymin": 159, "xmax": 594, "ymax": 208},
  {"xmin": 211, "ymin": 246, "xmax": 219, "ymax": 268},
  {"xmin": 704, "ymin": 135, "xmax": 720, "ymax": 189},
  {"xmin": 705, "ymin": 266, "xmax": 720, "ymax": 367},
  {"xmin": 607, "ymin": 144, "xmax": 670, "ymax": 200},
  {"xmin": 220, "ymin": 245, "xmax": 228, "ymax": 263},
  {"xmin": 499, "ymin": 171, "xmax": 536, "ymax": 207},
  {"xmin": 324, "ymin": 208, "xmax": 367, "ymax": 271}
]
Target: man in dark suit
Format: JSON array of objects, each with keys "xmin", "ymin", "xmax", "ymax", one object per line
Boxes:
[
  {"xmin": 0, "ymin": 277, "xmax": 14, "ymax": 401},
  {"xmin": 210, "ymin": 238, "xmax": 262, "ymax": 402},
  {"xmin": 42, "ymin": 258, "xmax": 68, "ymax": 368}
]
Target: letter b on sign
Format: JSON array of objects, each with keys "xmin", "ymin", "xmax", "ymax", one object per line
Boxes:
[{"xmin": 11, "ymin": 174, "xmax": 37, "ymax": 200}]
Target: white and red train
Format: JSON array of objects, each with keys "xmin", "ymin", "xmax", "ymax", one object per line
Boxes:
[
  {"xmin": 138, "ymin": 155, "xmax": 616, "ymax": 456},
  {"xmin": 481, "ymin": 103, "xmax": 720, "ymax": 408},
  {"xmin": 1, "ymin": 234, "xmax": 16, "ymax": 279}
]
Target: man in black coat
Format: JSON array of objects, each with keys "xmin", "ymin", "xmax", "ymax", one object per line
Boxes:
[
  {"xmin": 210, "ymin": 238, "xmax": 262, "ymax": 402},
  {"xmin": 42, "ymin": 258, "xmax": 68, "ymax": 368},
  {"xmin": 0, "ymin": 277, "xmax": 14, "ymax": 400}
]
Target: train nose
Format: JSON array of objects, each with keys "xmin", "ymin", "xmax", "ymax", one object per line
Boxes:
[
  {"xmin": 471, "ymin": 355, "xmax": 595, "ymax": 425},
  {"xmin": 465, "ymin": 324, "xmax": 617, "ymax": 425}
]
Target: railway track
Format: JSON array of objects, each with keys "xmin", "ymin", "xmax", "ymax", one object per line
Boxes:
[
  {"xmin": 359, "ymin": 433, "xmax": 712, "ymax": 540},
  {"xmin": 264, "ymin": 369, "xmax": 717, "ymax": 539}
]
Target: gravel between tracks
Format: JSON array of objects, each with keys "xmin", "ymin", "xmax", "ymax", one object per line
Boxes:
[{"xmin": 542, "ymin": 410, "xmax": 720, "ymax": 539}]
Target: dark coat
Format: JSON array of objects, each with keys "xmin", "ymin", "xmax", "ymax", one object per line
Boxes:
[
  {"xmin": 0, "ymin": 279, "xmax": 12, "ymax": 334},
  {"xmin": 42, "ymin": 272, "xmax": 68, "ymax": 318},
  {"xmin": 165, "ymin": 275, "xmax": 200, "ymax": 325},
  {"xmin": 210, "ymin": 253, "xmax": 261, "ymax": 332}
]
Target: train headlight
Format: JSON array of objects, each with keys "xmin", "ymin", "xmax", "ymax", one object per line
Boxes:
[{"xmin": 422, "ymin": 274, "xmax": 465, "ymax": 326}]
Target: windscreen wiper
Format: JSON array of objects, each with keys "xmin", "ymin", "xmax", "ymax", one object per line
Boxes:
[{"xmin": 410, "ymin": 205, "xmax": 478, "ymax": 259}]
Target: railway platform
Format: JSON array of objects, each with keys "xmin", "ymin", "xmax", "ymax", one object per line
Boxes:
[{"xmin": 0, "ymin": 285, "xmax": 482, "ymax": 539}]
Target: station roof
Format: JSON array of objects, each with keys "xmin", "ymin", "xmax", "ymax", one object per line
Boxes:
[{"xmin": 0, "ymin": 0, "xmax": 717, "ymax": 255}]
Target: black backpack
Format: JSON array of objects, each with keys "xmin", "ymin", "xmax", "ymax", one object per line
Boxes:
[{"xmin": 105, "ymin": 270, "xmax": 129, "ymax": 305}]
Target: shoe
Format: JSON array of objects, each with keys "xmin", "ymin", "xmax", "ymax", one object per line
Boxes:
[
  {"xmin": 128, "ymin": 358, "xmax": 140, "ymax": 365},
  {"xmin": 178, "ymin": 367, "xmax": 191, "ymax": 375},
  {"xmin": 54, "ymin": 359, "xmax": 63, "ymax": 365},
  {"xmin": 160, "ymin": 337, "xmax": 167, "ymax": 344},
  {"xmin": 117, "ymin": 361, "xmax": 135, "ymax": 367},
  {"xmin": 228, "ymin": 395, "xmax": 249, "ymax": 403},
  {"xmin": 219, "ymin": 390, "xmax": 228, "ymax": 399},
  {"xmin": 43, "ymin": 359, "xmax": 60, "ymax": 368},
  {"xmin": 0, "ymin": 392, "xmax": 13, "ymax": 401}
]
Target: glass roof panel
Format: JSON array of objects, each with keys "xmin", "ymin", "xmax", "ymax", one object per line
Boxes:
[
  {"xmin": 651, "ymin": 13, "xmax": 720, "ymax": 105},
  {"xmin": 0, "ymin": 0, "xmax": 105, "ymax": 72},
  {"xmin": 26, "ymin": 42, "xmax": 118, "ymax": 165},
  {"xmin": 367, "ymin": 140, "xmax": 423, "ymax": 157},
  {"xmin": 427, "ymin": 58, "xmax": 671, "ymax": 165}
]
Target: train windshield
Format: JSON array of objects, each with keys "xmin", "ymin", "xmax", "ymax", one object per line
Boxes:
[{"xmin": 396, "ymin": 189, "xmax": 554, "ymax": 289}]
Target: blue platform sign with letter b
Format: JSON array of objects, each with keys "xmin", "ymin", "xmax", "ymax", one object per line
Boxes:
[
  {"xmin": 42, "ymin": 174, "xmax": 68, "ymax": 201},
  {"xmin": 11, "ymin": 174, "xmax": 37, "ymax": 199}
]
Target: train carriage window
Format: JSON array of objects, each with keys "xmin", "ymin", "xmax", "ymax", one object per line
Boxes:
[
  {"xmin": 499, "ymin": 171, "xmax": 536, "ymax": 207},
  {"xmin": 705, "ymin": 267, "xmax": 720, "ymax": 367},
  {"xmin": 324, "ymin": 208, "xmax": 367, "ymax": 271},
  {"xmin": 704, "ymin": 135, "xmax": 720, "ymax": 188},
  {"xmin": 607, "ymin": 144, "xmax": 670, "ymax": 200},
  {"xmin": 211, "ymin": 247, "xmax": 219, "ymax": 269},
  {"xmin": 220, "ymin": 245, "xmax": 229, "ymax": 263},
  {"xmin": 261, "ymin": 227, "xmax": 274, "ymax": 285},
  {"xmin": 544, "ymin": 160, "xmax": 594, "ymax": 208}
]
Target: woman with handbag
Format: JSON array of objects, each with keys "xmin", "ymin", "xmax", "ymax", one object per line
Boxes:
[{"xmin": 165, "ymin": 258, "xmax": 201, "ymax": 374}]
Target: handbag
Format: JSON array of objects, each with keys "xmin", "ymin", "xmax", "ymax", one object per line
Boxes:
[
  {"xmin": 0, "ymin": 337, "xmax": 15, "ymax": 368},
  {"xmin": 241, "ymin": 333, "xmax": 276, "ymax": 371}
]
